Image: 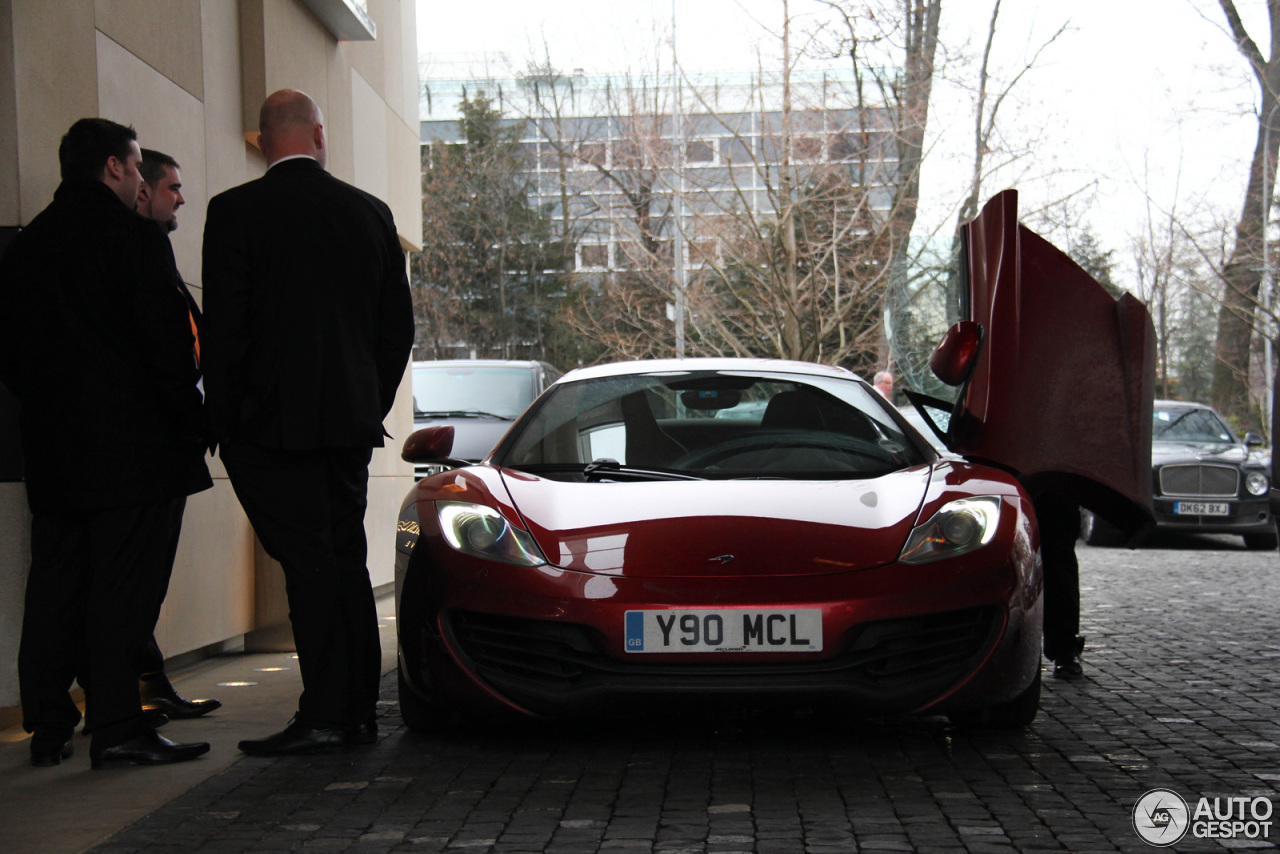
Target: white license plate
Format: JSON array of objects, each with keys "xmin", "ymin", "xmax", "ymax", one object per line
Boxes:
[
  {"xmin": 624, "ymin": 609, "xmax": 823, "ymax": 653},
  {"xmin": 1174, "ymin": 502, "xmax": 1230, "ymax": 516}
]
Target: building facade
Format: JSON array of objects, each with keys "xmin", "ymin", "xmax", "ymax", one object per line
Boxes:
[
  {"xmin": 419, "ymin": 68, "xmax": 899, "ymax": 279},
  {"xmin": 0, "ymin": 0, "xmax": 422, "ymax": 714}
]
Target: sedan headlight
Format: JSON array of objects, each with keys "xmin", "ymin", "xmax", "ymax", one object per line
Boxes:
[
  {"xmin": 1247, "ymin": 471, "xmax": 1270, "ymax": 496},
  {"xmin": 899, "ymin": 496, "xmax": 1002, "ymax": 565},
  {"xmin": 437, "ymin": 501, "xmax": 547, "ymax": 567}
]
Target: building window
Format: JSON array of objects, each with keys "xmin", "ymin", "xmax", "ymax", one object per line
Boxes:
[
  {"xmin": 686, "ymin": 140, "xmax": 715, "ymax": 163},
  {"xmin": 794, "ymin": 136, "xmax": 824, "ymax": 161},
  {"xmin": 722, "ymin": 137, "xmax": 753, "ymax": 164},
  {"xmin": 577, "ymin": 143, "xmax": 606, "ymax": 168},
  {"xmin": 580, "ymin": 244, "xmax": 609, "ymax": 269}
]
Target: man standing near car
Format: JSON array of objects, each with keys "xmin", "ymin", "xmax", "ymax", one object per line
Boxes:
[
  {"xmin": 202, "ymin": 89, "xmax": 414, "ymax": 755},
  {"xmin": 0, "ymin": 119, "xmax": 212, "ymax": 768},
  {"xmin": 131, "ymin": 148, "xmax": 222, "ymax": 721},
  {"xmin": 874, "ymin": 371, "xmax": 894, "ymax": 401},
  {"xmin": 1035, "ymin": 490, "xmax": 1084, "ymax": 679}
]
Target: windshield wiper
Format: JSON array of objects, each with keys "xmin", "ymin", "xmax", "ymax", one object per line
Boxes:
[
  {"xmin": 514, "ymin": 460, "xmax": 705, "ymax": 482},
  {"xmin": 1153, "ymin": 410, "xmax": 1199, "ymax": 440},
  {"xmin": 415, "ymin": 409, "xmax": 514, "ymax": 420}
]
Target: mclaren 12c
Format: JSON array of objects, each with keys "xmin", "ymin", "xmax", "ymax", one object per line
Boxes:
[{"xmin": 394, "ymin": 190, "xmax": 1155, "ymax": 730}]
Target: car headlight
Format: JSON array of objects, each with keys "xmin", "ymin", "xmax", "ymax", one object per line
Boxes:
[
  {"xmin": 437, "ymin": 501, "xmax": 547, "ymax": 567},
  {"xmin": 899, "ymin": 496, "xmax": 1002, "ymax": 565},
  {"xmin": 1247, "ymin": 471, "xmax": 1270, "ymax": 496}
]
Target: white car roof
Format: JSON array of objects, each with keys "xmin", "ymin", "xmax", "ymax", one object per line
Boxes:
[
  {"xmin": 413, "ymin": 359, "xmax": 546, "ymax": 370},
  {"xmin": 558, "ymin": 358, "xmax": 862, "ymax": 384}
]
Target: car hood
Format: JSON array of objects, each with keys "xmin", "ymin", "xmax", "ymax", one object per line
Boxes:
[
  {"xmin": 413, "ymin": 416, "xmax": 513, "ymax": 462},
  {"xmin": 498, "ymin": 467, "xmax": 934, "ymax": 578},
  {"xmin": 1152, "ymin": 441, "xmax": 1248, "ymax": 465}
]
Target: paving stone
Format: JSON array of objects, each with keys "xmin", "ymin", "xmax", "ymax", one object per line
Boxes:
[{"xmin": 86, "ymin": 538, "xmax": 1280, "ymax": 853}]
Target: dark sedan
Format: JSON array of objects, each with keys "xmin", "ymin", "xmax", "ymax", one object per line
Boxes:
[
  {"xmin": 410, "ymin": 360, "xmax": 562, "ymax": 478},
  {"xmin": 1080, "ymin": 400, "xmax": 1275, "ymax": 549}
]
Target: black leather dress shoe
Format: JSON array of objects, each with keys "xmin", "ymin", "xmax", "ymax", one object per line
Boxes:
[
  {"xmin": 239, "ymin": 718, "xmax": 349, "ymax": 756},
  {"xmin": 140, "ymin": 677, "xmax": 222, "ymax": 719},
  {"xmin": 1051, "ymin": 635, "xmax": 1085, "ymax": 680},
  {"xmin": 30, "ymin": 728, "xmax": 74, "ymax": 767},
  {"xmin": 348, "ymin": 720, "xmax": 378, "ymax": 745},
  {"xmin": 91, "ymin": 730, "xmax": 210, "ymax": 770},
  {"xmin": 1052, "ymin": 655, "xmax": 1083, "ymax": 680},
  {"xmin": 143, "ymin": 694, "xmax": 222, "ymax": 719}
]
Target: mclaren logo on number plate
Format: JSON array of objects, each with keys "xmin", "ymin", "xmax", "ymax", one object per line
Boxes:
[{"xmin": 709, "ymin": 554, "xmax": 735, "ymax": 564}]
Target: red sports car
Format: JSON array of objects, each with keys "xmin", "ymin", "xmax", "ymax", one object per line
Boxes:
[{"xmin": 394, "ymin": 191, "xmax": 1155, "ymax": 730}]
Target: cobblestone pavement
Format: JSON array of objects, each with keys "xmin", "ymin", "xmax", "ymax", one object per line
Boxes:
[{"xmin": 91, "ymin": 534, "xmax": 1280, "ymax": 853}]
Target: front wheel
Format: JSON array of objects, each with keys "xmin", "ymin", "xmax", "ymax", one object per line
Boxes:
[
  {"xmin": 948, "ymin": 670, "xmax": 1041, "ymax": 730},
  {"xmin": 398, "ymin": 667, "xmax": 457, "ymax": 732},
  {"xmin": 1244, "ymin": 531, "xmax": 1279, "ymax": 550}
]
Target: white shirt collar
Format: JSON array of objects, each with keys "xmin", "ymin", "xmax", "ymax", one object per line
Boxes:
[{"xmin": 267, "ymin": 154, "xmax": 318, "ymax": 170}]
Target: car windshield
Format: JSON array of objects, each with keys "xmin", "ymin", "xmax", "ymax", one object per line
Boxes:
[
  {"xmin": 412, "ymin": 365, "xmax": 536, "ymax": 420},
  {"xmin": 1153, "ymin": 405, "xmax": 1235, "ymax": 444},
  {"xmin": 499, "ymin": 369, "xmax": 930, "ymax": 481}
]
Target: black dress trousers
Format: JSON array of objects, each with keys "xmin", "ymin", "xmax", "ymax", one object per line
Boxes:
[{"xmin": 221, "ymin": 440, "xmax": 380, "ymax": 729}]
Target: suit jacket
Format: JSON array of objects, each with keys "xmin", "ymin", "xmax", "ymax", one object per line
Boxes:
[
  {"xmin": 201, "ymin": 158, "xmax": 414, "ymax": 450},
  {"xmin": 0, "ymin": 180, "xmax": 212, "ymax": 513}
]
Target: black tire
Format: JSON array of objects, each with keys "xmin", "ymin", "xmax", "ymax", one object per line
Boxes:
[
  {"xmin": 398, "ymin": 666, "xmax": 453, "ymax": 732},
  {"xmin": 1079, "ymin": 509, "xmax": 1121, "ymax": 547},
  {"xmin": 948, "ymin": 669, "xmax": 1041, "ymax": 730},
  {"xmin": 1244, "ymin": 532, "xmax": 1279, "ymax": 550}
]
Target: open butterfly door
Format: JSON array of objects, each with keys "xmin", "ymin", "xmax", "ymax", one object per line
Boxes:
[{"xmin": 910, "ymin": 190, "xmax": 1155, "ymax": 538}]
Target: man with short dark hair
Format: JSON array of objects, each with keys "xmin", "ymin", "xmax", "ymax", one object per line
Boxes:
[
  {"xmin": 131, "ymin": 147, "xmax": 222, "ymax": 721},
  {"xmin": 0, "ymin": 119, "xmax": 212, "ymax": 769},
  {"xmin": 203, "ymin": 90, "xmax": 414, "ymax": 756},
  {"xmin": 137, "ymin": 148, "xmax": 184, "ymax": 233}
]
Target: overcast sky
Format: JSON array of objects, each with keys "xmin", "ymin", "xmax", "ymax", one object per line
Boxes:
[{"xmin": 415, "ymin": 0, "xmax": 1267, "ymax": 276}]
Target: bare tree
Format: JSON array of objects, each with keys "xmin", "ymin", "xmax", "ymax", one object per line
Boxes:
[
  {"xmin": 955, "ymin": 0, "xmax": 1068, "ymax": 227},
  {"xmin": 1211, "ymin": 0, "xmax": 1280, "ymax": 427},
  {"xmin": 1132, "ymin": 155, "xmax": 1188, "ymax": 400},
  {"xmin": 819, "ymin": 0, "xmax": 941, "ymax": 287},
  {"xmin": 504, "ymin": 1, "xmax": 935, "ymax": 372}
]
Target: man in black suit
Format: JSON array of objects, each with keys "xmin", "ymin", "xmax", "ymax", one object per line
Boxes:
[
  {"xmin": 202, "ymin": 89, "xmax": 414, "ymax": 756},
  {"xmin": 0, "ymin": 119, "xmax": 212, "ymax": 769},
  {"xmin": 131, "ymin": 148, "xmax": 222, "ymax": 721}
]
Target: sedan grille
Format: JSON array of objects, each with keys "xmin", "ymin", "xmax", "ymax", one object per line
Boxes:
[
  {"xmin": 445, "ymin": 606, "xmax": 1001, "ymax": 715},
  {"xmin": 1159, "ymin": 464, "xmax": 1239, "ymax": 498}
]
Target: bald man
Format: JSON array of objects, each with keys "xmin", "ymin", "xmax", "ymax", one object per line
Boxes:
[{"xmin": 202, "ymin": 89, "xmax": 414, "ymax": 756}]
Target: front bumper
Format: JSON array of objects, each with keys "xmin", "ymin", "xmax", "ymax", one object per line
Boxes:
[
  {"xmin": 397, "ymin": 544, "xmax": 1042, "ymax": 721},
  {"xmin": 1151, "ymin": 496, "xmax": 1272, "ymax": 535}
]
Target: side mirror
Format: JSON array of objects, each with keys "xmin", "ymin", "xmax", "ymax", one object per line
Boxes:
[
  {"xmin": 1245, "ymin": 431, "xmax": 1266, "ymax": 447},
  {"xmin": 402, "ymin": 425, "xmax": 456, "ymax": 463},
  {"xmin": 929, "ymin": 320, "xmax": 983, "ymax": 387}
]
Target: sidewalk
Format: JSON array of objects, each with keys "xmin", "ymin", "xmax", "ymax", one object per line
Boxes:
[{"xmin": 0, "ymin": 595, "xmax": 399, "ymax": 854}]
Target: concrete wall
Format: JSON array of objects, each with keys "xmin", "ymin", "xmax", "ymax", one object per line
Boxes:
[{"xmin": 0, "ymin": 0, "xmax": 422, "ymax": 709}]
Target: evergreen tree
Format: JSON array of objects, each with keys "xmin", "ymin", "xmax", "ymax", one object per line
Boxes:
[
  {"xmin": 411, "ymin": 94, "xmax": 572, "ymax": 365},
  {"xmin": 1068, "ymin": 231, "xmax": 1124, "ymax": 299}
]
